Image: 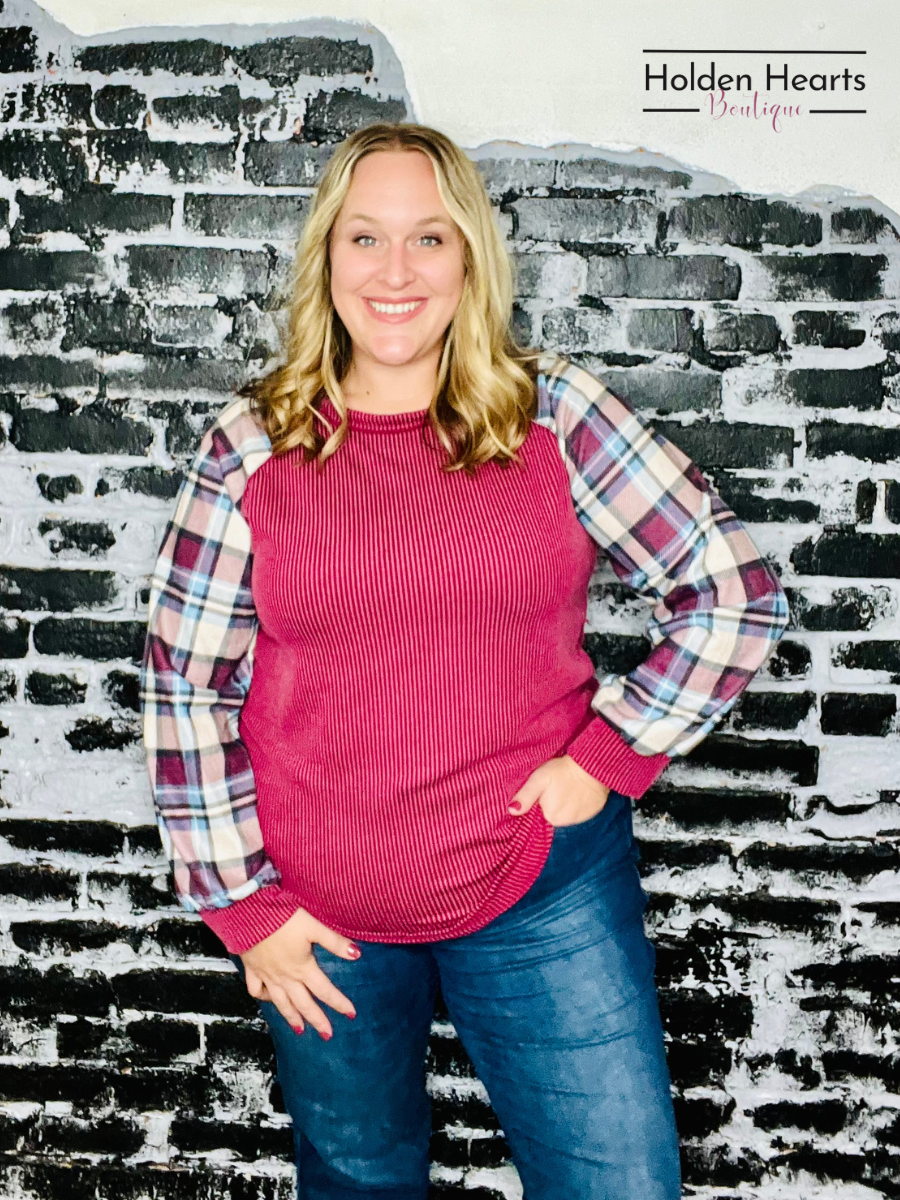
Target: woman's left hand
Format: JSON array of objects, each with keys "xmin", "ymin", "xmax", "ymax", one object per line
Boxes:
[{"xmin": 509, "ymin": 755, "xmax": 611, "ymax": 827}]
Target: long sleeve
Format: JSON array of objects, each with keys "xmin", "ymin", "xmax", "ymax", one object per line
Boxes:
[
  {"xmin": 139, "ymin": 397, "xmax": 303, "ymax": 953},
  {"xmin": 535, "ymin": 352, "xmax": 790, "ymax": 798}
]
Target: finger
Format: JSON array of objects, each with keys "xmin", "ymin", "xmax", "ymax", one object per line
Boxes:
[
  {"xmin": 308, "ymin": 920, "xmax": 363, "ymax": 963},
  {"xmin": 509, "ymin": 775, "xmax": 543, "ymax": 815},
  {"xmin": 301, "ymin": 961, "xmax": 358, "ymax": 1020},
  {"xmin": 283, "ymin": 979, "xmax": 335, "ymax": 1041},
  {"xmin": 244, "ymin": 967, "xmax": 267, "ymax": 1001},
  {"xmin": 265, "ymin": 982, "xmax": 310, "ymax": 1037}
]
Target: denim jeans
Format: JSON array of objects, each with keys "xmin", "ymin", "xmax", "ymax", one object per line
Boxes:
[{"xmin": 230, "ymin": 789, "xmax": 682, "ymax": 1199}]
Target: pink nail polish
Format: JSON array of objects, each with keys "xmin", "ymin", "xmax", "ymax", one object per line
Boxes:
[
  {"xmin": 291, "ymin": 1025, "xmax": 304, "ymax": 1035},
  {"xmin": 346, "ymin": 1011, "xmax": 357, "ymax": 1021},
  {"xmin": 320, "ymin": 1030, "xmax": 333, "ymax": 1041},
  {"xmin": 509, "ymin": 801, "xmax": 521, "ymax": 812}
]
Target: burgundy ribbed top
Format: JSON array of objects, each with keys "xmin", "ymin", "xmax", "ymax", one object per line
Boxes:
[{"xmin": 230, "ymin": 396, "xmax": 614, "ymax": 942}]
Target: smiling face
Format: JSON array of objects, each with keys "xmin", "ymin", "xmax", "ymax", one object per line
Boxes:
[{"xmin": 328, "ymin": 148, "xmax": 467, "ymax": 375}]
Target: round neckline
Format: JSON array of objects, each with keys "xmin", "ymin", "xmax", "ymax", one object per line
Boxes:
[{"xmin": 319, "ymin": 394, "xmax": 429, "ymax": 434}]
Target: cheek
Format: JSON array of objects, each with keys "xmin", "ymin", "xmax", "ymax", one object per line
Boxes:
[{"xmin": 329, "ymin": 248, "xmax": 369, "ymax": 298}]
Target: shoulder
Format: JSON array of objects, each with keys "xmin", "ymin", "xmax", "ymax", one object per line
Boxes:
[
  {"xmin": 190, "ymin": 393, "xmax": 273, "ymax": 510},
  {"xmin": 533, "ymin": 350, "xmax": 641, "ymax": 439}
]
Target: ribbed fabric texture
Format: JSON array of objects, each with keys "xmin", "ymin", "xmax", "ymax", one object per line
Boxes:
[{"xmin": 201, "ymin": 396, "xmax": 668, "ymax": 949}]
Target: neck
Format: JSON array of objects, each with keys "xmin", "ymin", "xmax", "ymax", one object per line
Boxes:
[{"xmin": 341, "ymin": 349, "xmax": 441, "ymax": 415}]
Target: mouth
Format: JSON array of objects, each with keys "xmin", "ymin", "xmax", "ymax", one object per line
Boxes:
[{"xmin": 363, "ymin": 297, "xmax": 427, "ymax": 322}]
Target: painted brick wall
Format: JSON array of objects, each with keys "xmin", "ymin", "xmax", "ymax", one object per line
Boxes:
[{"xmin": 0, "ymin": 1, "xmax": 899, "ymax": 1197}]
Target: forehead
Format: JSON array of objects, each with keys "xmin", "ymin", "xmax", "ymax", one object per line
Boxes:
[{"xmin": 344, "ymin": 148, "xmax": 441, "ymax": 199}]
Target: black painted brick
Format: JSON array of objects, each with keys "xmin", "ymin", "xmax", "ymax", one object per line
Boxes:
[
  {"xmin": 152, "ymin": 88, "xmax": 240, "ymax": 131},
  {"xmin": 755, "ymin": 253, "xmax": 889, "ymax": 302},
  {"xmin": 98, "ymin": 465, "xmax": 183, "ymax": 500},
  {"xmin": 0, "ymin": 567, "xmax": 118, "ymax": 612},
  {"xmin": 669, "ymin": 196, "xmax": 821, "ymax": 248},
  {"xmin": 0, "ymin": 818, "xmax": 124, "ymax": 856},
  {"xmin": 886, "ymin": 480, "xmax": 900, "ymax": 524},
  {"xmin": 0, "ymin": 130, "xmax": 88, "ymax": 188},
  {"xmin": 821, "ymin": 691, "xmax": 896, "ymax": 735},
  {"xmin": 88, "ymin": 130, "xmax": 237, "ymax": 184},
  {"xmin": 586, "ymin": 254, "xmax": 741, "ymax": 300},
  {"xmin": 243, "ymin": 138, "xmax": 334, "ymax": 186},
  {"xmin": 777, "ymin": 366, "xmax": 883, "ymax": 411},
  {"xmin": 626, "ymin": 307, "xmax": 694, "ymax": 351},
  {"xmin": 103, "ymin": 668, "xmax": 140, "ymax": 712},
  {"xmin": 0, "ymin": 248, "xmax": 102, "ymax": 290},
  {"xmin": 36, "ymin": 473, "xmax": 84, "ymax": 502},
  {"xmin": 590, "ymin": 367, "xmax": 721, "ymax": 414},
  {"xmin": 38, "ymin": 518, "xmax": 117, "ymax": 556},
  {"xmin": 807, "ymin": 420, "xmax": 900, "ymax": 462},
  {"xmin": 731, "ymin": 690, "xmax": 815, "ymax": 731},
  {"xmin": 685, "ymin": 734, "xmax": 818, "ymax": 785},
  {"xmin": 0, "ymin": 615, "xmax": 29, "ymax": 656},
  {"xmin": 18, "ymin": 190, "xmax": 172, "ymax": 235},
  {"xmin": 10, "ymin": 919, "xmax": 126, "ymax": 955},
  {"xmin": 752, "ymin": 1099, "xmax": 847, "ymax": 1134},
  {"xmin": 184, "ymin": 192, "xmax": 309, "ymax": 239},
  {"xmin": 830, "ymin": 638, "xmax": 900, "ymax": 676},
  {"xmin": 793, "ymin": 309, "xmax": 865, "ymax": 348},
  {"xmin": 712, "ymin": 475, "xmax": 819, "ymax": 523},
  {"xmin": 832, "ymin": 207, "xmax": 900, "ymax": 243},
  {"xmin": 0, "ymin": 963, "xmax": 113, "ymax": 1018},
  {"xmin": 665, "ymin": 1040, "xmax": 733, "ymax": 1088},
  {"xmin": 64, "ymin": 295, "xmax": 149, "ymax": 352},
  {"xmin": 112, "ymin": 969, "xmax": 256, "ymax": 1017},
  {"xmin": 75, "ymin": 40, "xmax": 228, "ymax": 76},
  {"xmin": 639, "ymin": 787, "xmax": 791, "ymax": 826},
  {"xmin": 792, "ymin": 532, "xmax": 900, "ymax": 578},
  {"xmin": 127, "ymin": 244, "xmax": 270, "ymax": 295},
  {"xmin": 658, "ymin": 989, "xmax": 754, "ymax": 1040},
  {"xmin": 93, "ymin": 84, "xmax": 145, "ymax": 128},
  {"xmin": 0, "ymin": 26, "xmax": 38, "ymax": 72},
  {"xmin": 11, "ymin": 402, "xmax": 153, "ymax": 456},
  {"xmin": 0, "ymin": 355, "xmax": 98, "ymax": 389},
  {"xmin": 20, "ymin": 83, "xmax": 93, "ymax": 125},
  {"xmin": 230, "ymin": 35, "xmax": 372, "ymax": 82},
  {"xmin": 857, "ymin": 479, "xmax": 877, "ymax": 523},
  {"xmin": 653, "ymin": 420, "xmax": 794, "ymax": 469},
  {"xmin": 0, "ymin": 863, "xmax": 79, "ymax": 904},
  {"xmin": 704, "ymin": 311, "xmax": 781, "ymax": 353},
  {"xmin": 24, "ymin": 670, "xmax": 87, "ymax": 705},
  {"xmin": 741, "ymin": 840, "xmax": 900, "ymax": 880},
  {"xmin": 123, "ymin": 1016, "xmax": 202, "ymax": 1063},
  {"xmin": 674, "ymin": 1094, "xmax": 736, "ymax": 1139},
  {"xmin": 169, "ymin": 1117, "xmax": 292, "ymax": 1160},
  {"xmin": 33, "ymin": 617, "xmax": 145, "ymax": 662},
  {"xmin": 302, "ymin": 87, "xmax": 406, "ymax": 142},
  {"xmin": 87, "ymin": 870, "xmax": 178, "ymax": 912},
  {"xmin": 65, "ymin": 715, "xmax": 140, "ymax": 751}
]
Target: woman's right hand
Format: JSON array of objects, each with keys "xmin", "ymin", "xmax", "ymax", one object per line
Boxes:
[{"xmin": 239, "ymin": 907, "xmax": 362, "ymax": 1040}]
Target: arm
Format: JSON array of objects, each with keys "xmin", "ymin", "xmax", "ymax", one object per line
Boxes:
[
  {"xmin": 139, "ymin": 398, "xmax": 303, "ymax": 954},
  {"xmin": 536, "ymin": 354, "xmax": 791, "ymax": 798}
]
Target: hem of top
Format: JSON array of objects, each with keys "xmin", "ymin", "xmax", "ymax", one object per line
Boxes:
[{"xmin": 286, "ymin": 820, "xmax": 556, "ymax": 946}]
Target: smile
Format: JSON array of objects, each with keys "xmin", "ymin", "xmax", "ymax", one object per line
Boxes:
[{"xmin": 365, "ymin": 299, "xmax": 426, "ymax": 315}]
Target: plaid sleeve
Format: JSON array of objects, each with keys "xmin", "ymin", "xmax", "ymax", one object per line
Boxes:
[
  {"xmin": 535, "ymin": 353, "xmax": 790, "ymax": 797},
  {"xmin": 140, "ymin": 397, "xmax": 303, "ymax": 953}
]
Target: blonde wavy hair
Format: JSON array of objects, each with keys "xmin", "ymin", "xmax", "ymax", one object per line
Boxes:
[{"xmin": 243, "ymin": 121, "xmax": 541, "ymax": 475}]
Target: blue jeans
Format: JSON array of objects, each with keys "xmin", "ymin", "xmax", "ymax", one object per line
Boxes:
[{"xmin": 230, "ymin": 790, "xmax": 682, "ymax": 1199}]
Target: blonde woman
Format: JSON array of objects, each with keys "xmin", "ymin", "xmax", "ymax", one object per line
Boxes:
[{"xmin": 141, "ymin": 122, "xmax": 789, "ymax": 1199}]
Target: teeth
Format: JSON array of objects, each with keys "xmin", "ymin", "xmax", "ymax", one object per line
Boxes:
[{"xmin": 368, "ymin": 300, "xmax": 422, "ymax": 313}]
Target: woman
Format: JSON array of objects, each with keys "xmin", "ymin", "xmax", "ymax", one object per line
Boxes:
[{"xmin": 140, "ymin": 122, "xmax": 789, "ymax": 1199}]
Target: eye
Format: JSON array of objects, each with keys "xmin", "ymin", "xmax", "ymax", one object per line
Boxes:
[
  {"xmin": 353, "ymin": 235, "xmax": 377, "ymax": 247},
  {"xmin": 419, "ymin": 235, "xmax": 442, "ymax": 246}
]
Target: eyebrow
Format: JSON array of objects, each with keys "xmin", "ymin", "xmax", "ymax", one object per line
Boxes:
[{"xmin": 344, "ymin": 213, "xmax": 454, "ymax": 227}]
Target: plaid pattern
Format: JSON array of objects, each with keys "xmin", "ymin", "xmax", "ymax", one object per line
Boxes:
[
  {"xmin": 140, "ymin": 400, "xmax": 277, "ymax": 912},
  {"xmin": 140, "ymin": 351, "xmax": 789, "ymax": 913},
  {"xmin": 534, "ymin": 352, "xmax": 790, "ymax": 757}
]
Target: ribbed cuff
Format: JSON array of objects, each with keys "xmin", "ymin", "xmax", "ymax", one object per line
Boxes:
[
  {"xmin": 565, "ymin": 715, "xmax": 671, "ymax": 799},
  {"xmin": 200, "ymin": 884, "xmax": 305, "ymax": 955}
]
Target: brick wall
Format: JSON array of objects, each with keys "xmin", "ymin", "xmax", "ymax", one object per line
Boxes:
[{"xmin": 0, "ymin": 1, "xmax": 899, "ymax": 1196}]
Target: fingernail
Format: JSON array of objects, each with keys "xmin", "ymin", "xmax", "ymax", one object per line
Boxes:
[
  {"xmin": 320, "ymin": 1030, "xmax": 333, "ymax": 1041},
  {"xmin": 509, "ymin": 801, "xmax": 521, "ymax": 812},
  {"xmin": 347, "ymin": 943, "xmax": 362, "ymax": 958},
  {"xmin": 291, "ymin": 1025, "xmax": 305, "ymax": 1035},
  {"xmin": 346, "ymin": 1011, "xmax": 357, "ymax": 1021}
]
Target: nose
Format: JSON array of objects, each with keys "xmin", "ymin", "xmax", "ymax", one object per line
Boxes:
[{"xmin": 377, "ymin": 238, "xmax": 417, "ymax": 290}]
